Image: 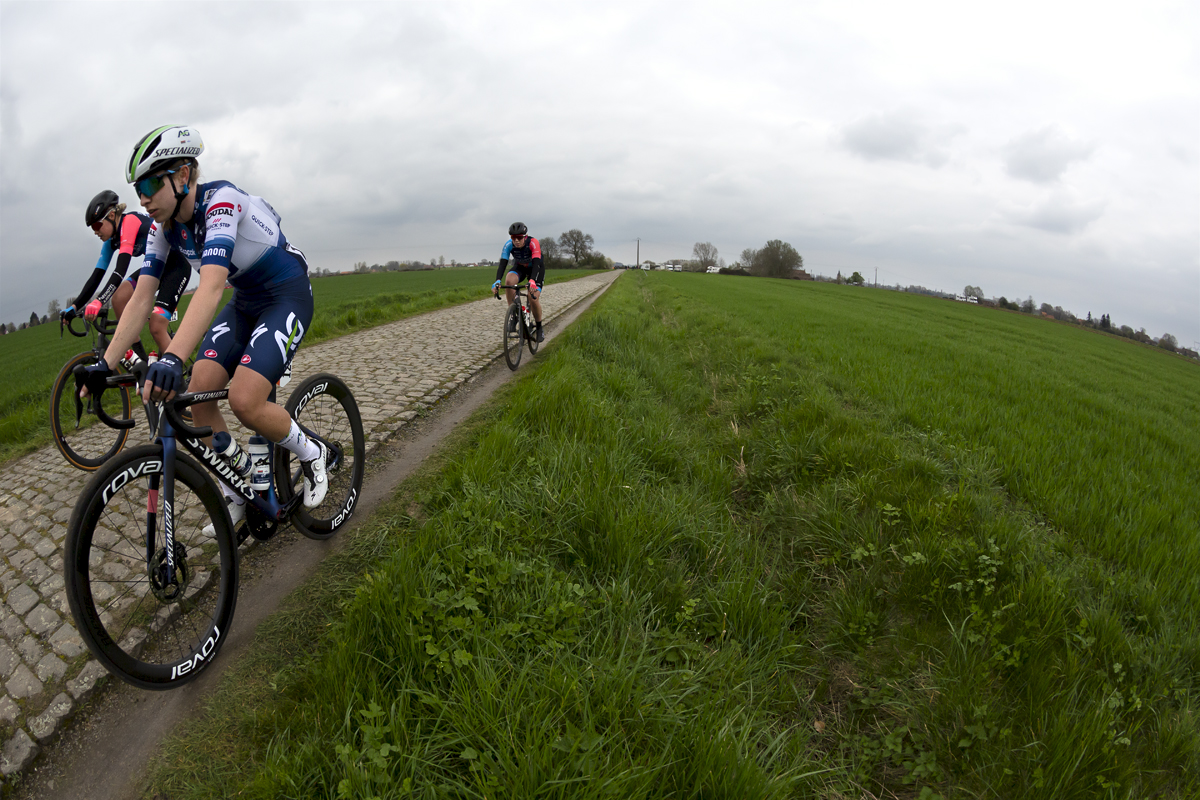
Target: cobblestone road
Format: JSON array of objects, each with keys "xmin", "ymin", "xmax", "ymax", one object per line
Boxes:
[{"xmin": 0, "ymin": 271, "xmax": 618, "ymax": 778}]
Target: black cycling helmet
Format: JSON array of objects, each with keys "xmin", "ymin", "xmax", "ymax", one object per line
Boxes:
[
  {"xmin": 85, "ymin": 190, "xmax": 120, "ymax": 227},
  {"xmin": 508, "ymin": 221, "xmax": 528, "ymax": 237}
]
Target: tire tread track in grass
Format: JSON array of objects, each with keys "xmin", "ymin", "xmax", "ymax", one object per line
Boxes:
[{"xmin": 147, "ymin": 271, "xmax": 1198, "ymax": 799}]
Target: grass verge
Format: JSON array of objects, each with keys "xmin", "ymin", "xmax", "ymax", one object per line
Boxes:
[{"xmin": 145, "ymin": 272, "xmax": 1197, "ymax": 798}]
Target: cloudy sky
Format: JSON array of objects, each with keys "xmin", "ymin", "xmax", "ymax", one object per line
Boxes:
[{"xmin": 2, "ymin": 0, "xmax": 1196, "ymax": 343}]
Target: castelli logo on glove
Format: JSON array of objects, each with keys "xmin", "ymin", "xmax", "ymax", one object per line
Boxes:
[
  {"xmin": 241, "ymin": 355, "xmax": 252, "ymax": 364},
  {"xmin": 204, "ymin": 349, "xmax": 218, "ymax": 358}
]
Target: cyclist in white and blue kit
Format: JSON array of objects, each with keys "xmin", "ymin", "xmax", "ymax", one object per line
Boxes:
[{"xmin": 80, "ymin": 125, "xmax": 328, "ymax": 530}]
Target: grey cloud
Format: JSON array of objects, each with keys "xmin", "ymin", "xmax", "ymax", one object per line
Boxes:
[
  {"xmin": 1006, "ymin": 193, "xmax": 1105, "ymax": 234},
  {"xmin": 1003, "ymin": 126, "xmax": 1094, "ymax": 183},
  {"xmin": 0, "ymin": 3, "xmax": 1195, "ymax": 345},
  {"xmin": 841, "ymin": 111, "xmax": 961, "ymax": 167}
]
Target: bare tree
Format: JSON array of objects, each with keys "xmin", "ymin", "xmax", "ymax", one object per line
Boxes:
[
  {"xmin": 963, "ymin": 285, "xmax": 984, "ymax": 299},
  {"xmin": 541, "ymin": 236, "xmax": 562, "ymax": 265},
  {"xmin": 691, "ymin": 242, "xmax": 719, "ymax": 272},
  {"xmin": 739, "ymin": 247, "xmax": 759, "ymax": 271},
  {"xmin": 47, "ymin": 298, "xmax": 61, "ymax": 317},
  {"xmin": 558, "ymin": 229, "xmax": 595, "ymax": 265}
]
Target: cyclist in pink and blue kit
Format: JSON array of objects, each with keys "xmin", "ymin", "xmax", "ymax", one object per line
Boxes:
[
  {"xmin": 79, "ymin": 125, "xmax": 329, "ymax": 531},
  {"xmin": 491, "ymin": 221, "xmax": 544, "ymax": 342}
]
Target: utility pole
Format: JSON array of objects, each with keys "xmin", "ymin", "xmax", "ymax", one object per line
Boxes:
[
  {"xmin": 874, "ymin": 267, "xmax": 877, "ymax": 287},
  {"xmin": 636, "ymin": 238, "xmax": 640, "ymax": 267}
]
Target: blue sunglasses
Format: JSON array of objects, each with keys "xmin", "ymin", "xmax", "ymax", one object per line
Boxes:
[{"xmin": 134, "ymin": 168, "xmax": 176, "ymax": 198}]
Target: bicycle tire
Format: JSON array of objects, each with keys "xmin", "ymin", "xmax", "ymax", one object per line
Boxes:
[
  {"xmin": 527, "ymin": 315, "xmax": 540, "ymax": 356},
  {"xmin": 277, "ymin": 373, "xmax": 366, "ymax": 540},
  {"xmin": 64, "ymin": 445, "xmax": 238, "ymax": 690},
  {"xmin": 50, "ymin": 351, "xmax": 134, "ymax": 471},
  {"xmin": 503, "ymin": 303, "xmax": 523, "ymax": 370}
]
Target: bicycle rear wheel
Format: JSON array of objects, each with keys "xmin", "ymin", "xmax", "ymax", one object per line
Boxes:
[
  {"xmin": 50, "ymin": 352, "xmax": 134, "ymax": 471},
  {"xmin": 503, "ymin": 303, "xmax": 523, "ymax": 370},
  {"xmin": 277, "ymin": 374, "xmax": 365, "ymax": 540},
  {"xmin": 64, "ymin": 445, "xmax": 238, "ymax": 690}
]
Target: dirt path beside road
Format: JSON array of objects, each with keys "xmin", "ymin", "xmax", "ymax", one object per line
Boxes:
[{"xmin": 1, "ymin": 271, "xmax": 620, "ymax": 797}]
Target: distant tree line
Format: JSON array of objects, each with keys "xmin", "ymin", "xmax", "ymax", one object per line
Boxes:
[{"xmin": 540, "ymin": 230, "xmax": 612, "ymax": 269}]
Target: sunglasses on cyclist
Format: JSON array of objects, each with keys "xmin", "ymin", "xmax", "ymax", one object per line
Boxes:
[
  {"xmin": 134, "ymin": 168, "xmax": 176, "ymax": 199},
  {"xmin": 90, "ymin": 219, "xmax": 107, "ymax": 232}
]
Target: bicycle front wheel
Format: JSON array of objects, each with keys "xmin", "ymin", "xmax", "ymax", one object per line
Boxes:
[
  {"xmin": 64, "ymin": 445, "xmax": 238, "ymax": 690},
  {"xmin": 503, "ymin": 303, "xmax": 523, "ymax": 370},
  {"xmin": 278, "ymin": 374, "xmax": 366, "ymax": 540},
  {"xmin": 51, "ymin": 352, "xmax": 134, "ymax": 470}
]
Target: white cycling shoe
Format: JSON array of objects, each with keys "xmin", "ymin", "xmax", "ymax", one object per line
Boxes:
[
  {"xmin": 300, "ymin": 441, "xmax": 329, "ymax": 508},
  {"xmin": 203, "ymin": 497, "xmax": 245, "ymax": 539}
]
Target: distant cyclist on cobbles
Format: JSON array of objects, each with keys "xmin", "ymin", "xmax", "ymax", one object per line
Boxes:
[
  {"xmin": 78, "ymin": 124, "xmax": 329, "ymax": 531},
  {"xmin": 492, "ymin": 221, "xmax": 544, "ymax": 342},
  {"xmin": 63, "ymin": 190, "xmax": 192, "ymax": 364}
]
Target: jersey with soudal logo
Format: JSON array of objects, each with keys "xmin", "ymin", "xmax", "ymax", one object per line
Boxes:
[
  {"xmin": 501, "ymin": 236, "xmax": 541, "ymax": 266},
  {"xmin": 140, "ymin": 180, "xmax": 306, "ymax": 290}
]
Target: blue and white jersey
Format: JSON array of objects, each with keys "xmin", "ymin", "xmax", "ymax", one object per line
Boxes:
[{"xmin": 141, "ymin": 180, "xmax": 307, "ymax": 291}]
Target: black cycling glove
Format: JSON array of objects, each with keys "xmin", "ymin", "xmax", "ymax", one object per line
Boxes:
[{"xmin": 146, "ymin": 353, "xmax": 185, "ymax": 396}]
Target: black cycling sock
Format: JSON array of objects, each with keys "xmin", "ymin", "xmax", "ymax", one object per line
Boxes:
[{"xmin": 131, "ymin": 341, "xmax": 149, "ymax": 361}]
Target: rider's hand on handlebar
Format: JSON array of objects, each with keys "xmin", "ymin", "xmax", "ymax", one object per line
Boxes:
[
  {"xmin": 61, "ymin": 305, "xmax": 77, "ymax": 324},
  {"xmin": 143, "ymin": 353, "xmax": 185, "ymax": 403},
  {"xmin": 84, "ymin": 300, "xmax": 103, "ymax": 321},
  {"xmin": 492, "ymin": 279, "xmax": 502, "ymax": 297},
  {"xmin": 78, "ymin": 361, "xmax": 112, "ymax": 400}
]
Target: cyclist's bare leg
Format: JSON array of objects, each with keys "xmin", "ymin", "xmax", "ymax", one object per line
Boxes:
[
  {"xmin": 112, "ymin": 281, "xmax": 134, "ymax": 318},
  {"xmin": 188, "ymin": 359, "xmax": 233, "ymax": 446},
  {"xmin": 504, "ymin": 271, "xmax": 520, "ymax": 305},
  {"xmin": 147, "ymin": 313, "xmax": 172, "ymax": 353},
  {"xmin": 227, "ymin": 367, "xmax": 293, "ymax": 441},
  {"xmin": 530, "ymin": 286, "xmax": 543, "ymax": 322}
]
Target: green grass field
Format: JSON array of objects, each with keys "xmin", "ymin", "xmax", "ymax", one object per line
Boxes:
[
  {"xmin": 142, "ymin": 271, "xmax": 1198, "ymax": 799},
  {"xmin": 0, "ymin": 267, "xmax": 598, "ymax": 465}
]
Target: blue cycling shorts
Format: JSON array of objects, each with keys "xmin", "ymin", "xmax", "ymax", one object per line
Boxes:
[{"xmin": 197, "ymin": 275, "xmax": 313, "ymax": 384}]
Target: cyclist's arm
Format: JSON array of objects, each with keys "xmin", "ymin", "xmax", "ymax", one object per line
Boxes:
[
  {"xmin": 99, "ymin": 273, "xmax": 159, "ymax": 369},
  {"xmin": 92, "ymin": 216, "xmax": 145, "ymax": 305},
  {"xmin": 496, "ymin": 240, "xmax": 514, "ymax": 282},
  {"xmin": 528, "ymin": 239, "xmax": 543, "ymax": 289},
  {"xmin": 159, "ymin": 191, "xmax": 241, "ymax": 360},
  {"xmin": 70, "ymin": 240, "xmax": 115, "ymax": 309},
  {"xmin": 98, "ymin": 221, "xmax": 169, "ymax": 367},
  {"xmin": 164, "ymin": 264, "xmax": 227, "ymax": 363}
]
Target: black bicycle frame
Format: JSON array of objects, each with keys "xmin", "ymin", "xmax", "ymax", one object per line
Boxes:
[{"xmin": 90, "ymin": 378, "xmax": 342, "ymax": 587}]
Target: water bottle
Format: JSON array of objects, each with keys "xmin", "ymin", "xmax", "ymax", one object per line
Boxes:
[
  {"xmin": 121, "ymin": 349, "xmax": 143, "ymax": 371},
  {"xmin": 248, "ymin": 436, "xmax": 272, "ymax": 491},
  {"xmin": 212, "ymin": 431, "xmax": 251, "ymax": 480},
  {"xmin": 522, "ymin": 305, "xmax": 532, "ymax": 328}
]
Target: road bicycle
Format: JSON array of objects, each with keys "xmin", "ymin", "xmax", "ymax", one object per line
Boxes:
[
  {"xmin": 50, "ymin": 313, "xmax": 136, "ymax": 469},
  {"xmin": 495, "ymin": 281, "xmax": 540, "ymax": 371},
  {"xmin": 63, "ymin": 368, "xmax": 365, "ymax": 690},
  {"xmin": 51, "ymin": 311, "xmax": 194, "ymax": 471}
]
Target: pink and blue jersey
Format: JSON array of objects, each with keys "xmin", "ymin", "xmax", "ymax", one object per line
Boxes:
[{"xmin": 501, "ymin": 236, "xmax": 541, "ymax": 266}]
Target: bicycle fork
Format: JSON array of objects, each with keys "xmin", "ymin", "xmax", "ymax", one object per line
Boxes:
[{"xmin": 146, "ymin": 436, "xmax": 183, "ymax": 597}]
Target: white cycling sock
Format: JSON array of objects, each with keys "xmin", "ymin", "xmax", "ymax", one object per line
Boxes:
[
  {"xmin": 278, "ymin": 420, "xmax": 320, "ymax": 462},
  {"xmin": 219, "ymin": 481, "xmax": 245, "ymax": 506}
]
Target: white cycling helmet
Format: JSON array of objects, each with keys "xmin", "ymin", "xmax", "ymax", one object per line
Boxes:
[{"xmin": 126, "ymin": 125, "xmax": 204, "ymax": 184}]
